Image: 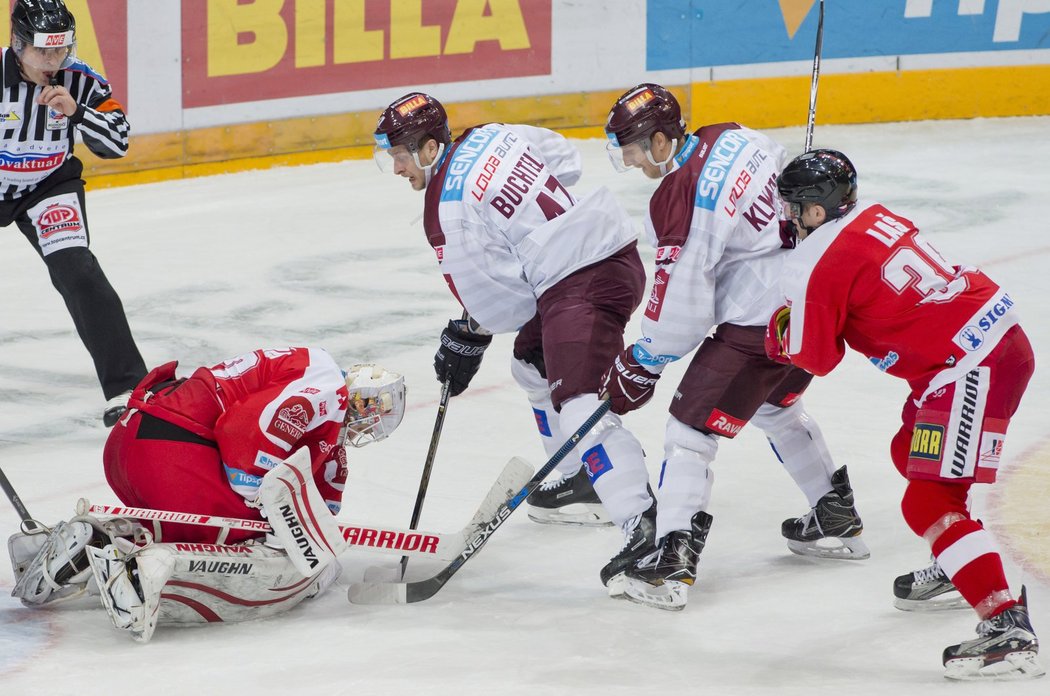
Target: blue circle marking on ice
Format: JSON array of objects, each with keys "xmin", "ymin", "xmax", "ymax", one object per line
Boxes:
[{"xmin": 0, "ymin": 593, "xmax": 52, "ymax": 675}]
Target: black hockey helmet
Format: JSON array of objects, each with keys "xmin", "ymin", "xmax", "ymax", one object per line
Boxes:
[
  {"xmin": 11, "ymin": 0, "xmax": 77, "ymax": 72},
  {"xmin": 777, "ymin": 149, "xmax": 858, "ymax": 220},
  {"xmin": 12, "ymin": 0, "xmax": 76, "ymax": 44},
  {"xmin": 605, "ymin": 83, "xmax": 686, "ymax": 148},
  {"xmin": 374, "ymin": 92, "xmax": 451, "ymax": 153}
]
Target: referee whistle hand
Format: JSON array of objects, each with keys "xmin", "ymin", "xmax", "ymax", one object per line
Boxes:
[{"xmin": 36, "ymin": 86, "xmax": 76, "ymax": 117}]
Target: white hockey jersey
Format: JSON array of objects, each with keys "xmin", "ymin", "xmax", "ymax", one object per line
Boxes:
[
  {"xmin": 632, "ymin": 123, "xmax": 792, "ymax": 371},
  {"xmin": 423, "ymin": 123, "xmax": 637, "ymax": 333}
]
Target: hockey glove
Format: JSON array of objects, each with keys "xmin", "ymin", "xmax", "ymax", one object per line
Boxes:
[
  {"xmin": 434, "ymin": 319, "xmax": 493, "ymax": 396},
  {"xmin": 765, "ymin": 305, "xmax": 792, "ymax": 365},
  {"xmin": 600, "ymin": 346, "xmax": 660, "ymax": 415}
]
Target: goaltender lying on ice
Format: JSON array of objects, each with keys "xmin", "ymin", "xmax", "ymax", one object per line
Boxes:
[{"xmin": 7, "ymin": 447, "xmax": 532, "ymax": 643}]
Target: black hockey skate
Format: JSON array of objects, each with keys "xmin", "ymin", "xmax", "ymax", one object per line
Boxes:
[
  {"xmin": 782, "ymin": 465, "xmax": 869, "ymax": 560},
  {"xmin": 942, "ymin": 587, "xmax": 1044, "ymax": 680},
  {"xmin": 600, "ymin": 499, "xmax": 657, "ymax": 597},
  {"xmin": 893, "ymin": 559, "xmax": 968, "ymax": 611},
  {"xmin": 526, "ymin": 466, "xmax": 611, "ymax": 527},
  {"xmin": 623, "ymin": 510, "xmax": 713, "ymax": 611}
]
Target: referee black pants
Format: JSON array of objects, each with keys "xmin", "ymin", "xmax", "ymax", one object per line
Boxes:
[{"xmin": 1, "ymin": 158, "xmax": 146, "ymax": 399}]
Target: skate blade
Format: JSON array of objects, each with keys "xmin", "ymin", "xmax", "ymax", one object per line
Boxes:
[
  {"xmin": 786, "ymin": 535, "xmax": 870, "ymax": 560},
  {"xmin": 893, "ymin": 593, "xmax": 969, "ymax": 612},
  {"xmin": 624, "ymin": 579, "xmax": 689, "ymax": 611},
  {"xmin": 605, "ymin": 573, "xmax": 627, "ymax": 600},
  {"xmin": 944, "ymin": 651, "xmax": 1045, "ymax": 681},
  {"xmin": 526, "ymin": 504, "xmax": 612, "ymax": 527}
]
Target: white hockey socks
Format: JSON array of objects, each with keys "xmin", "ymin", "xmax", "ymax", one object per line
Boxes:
[
  {"xmin": 656, "ymin": 417, "xmax": 718, "ymax": 541},
  {"xmin": 258, "ymin": 447, "xmax": 346, "ymax": 577},
  {"xmin": 752, "ymin": 401, "xmax": 836, "ymax": 507},
  {"xmin": 511, "ymin": 357, "xmax": 572, "ymax": 473},
  {"xmin": 559, "ymin": 394, "xmax": 651, "ymax": 527}
]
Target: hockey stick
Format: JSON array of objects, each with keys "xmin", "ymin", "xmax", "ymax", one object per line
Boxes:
[
  {"xmin": 348, "ymin": 399, "xmax": 611, "ymax": 605},
  {"xmin": 803, "ymin": 0, "xmax": 825, "ymax": 152},
  {"xmin": 84, "ymin": 456, "xmax": 533, "ymax": 563},
  {"xmin": 400, "ymin": 373, "xmax": 453, "ymax": 578},
  {"xmin": 0, "ymin": 464, "xmax": 45, "ymax": 533},
  {"xmin": 85, "ymin": 503, "xmax": 459, "ymax": 560}
]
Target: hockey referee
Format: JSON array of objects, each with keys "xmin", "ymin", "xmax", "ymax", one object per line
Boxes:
[{"xmin": 1, "ymin": 0, "xmax": 145, "ymax": 426}]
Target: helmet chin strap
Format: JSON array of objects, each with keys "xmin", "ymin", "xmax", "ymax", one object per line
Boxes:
[
  {"xmin": 415, "ymin": 143, "xmax": 446, "ymax": 186},
  {"xmin": 645, "ymin": 138, "xmax": 678, "ymax": 176}
]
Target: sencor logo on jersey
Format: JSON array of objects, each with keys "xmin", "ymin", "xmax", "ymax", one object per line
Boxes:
[
  {"xmin": 267, "ymin": 396, "xmax": 315, "ymax": 445},
  {"xmin": 909, "ymin": 423, "xmax": 944, "ymax": 461},
  {"xmin": 441, "ymin": 127, "xmax": 499, "ymax": 202},
  {"xmin": 706, "ymin": 409, "xmax": 745, "ymax": 438},
  {"xmin": 695, "ymin": 130, "xmax": 749, "ymax": 211}
]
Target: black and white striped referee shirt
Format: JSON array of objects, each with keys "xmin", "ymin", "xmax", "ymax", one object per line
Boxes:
[{"xmin": 0, "ymin": 46, "xmax": 128, "ymax": 200}]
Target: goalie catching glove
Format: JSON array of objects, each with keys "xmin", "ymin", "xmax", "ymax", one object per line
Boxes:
[
  {"xmin": 434, "ymin": 317, "xmax": 492, "ymax": 396},
  {"xmin": 600, "ymin": 346, "xmax": 660, "ymax": 415},
  {"xmin": 765, "ymin": 305, "xmax": 792, "ymax": 365}
]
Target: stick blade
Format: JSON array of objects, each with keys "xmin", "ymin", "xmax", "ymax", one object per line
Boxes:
[{"xmin": 348, "ymin": 580, "xmax": 409, "ymax": 605}]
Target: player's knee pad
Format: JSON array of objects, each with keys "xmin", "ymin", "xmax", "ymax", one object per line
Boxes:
[
  {"xmin": 559, "ymin": 393, "xmax": 636, "ymax": 451},
  {"xmin": 751, "ymin": 401, "xmax": 830, "ymax": 457},
  {"xmin": 900, "ymin": 479, "xmax": 970, "ymax": 540},
  {"xmin": 663, "ymin": 415, "xmax": 719, "ymax": 464}
]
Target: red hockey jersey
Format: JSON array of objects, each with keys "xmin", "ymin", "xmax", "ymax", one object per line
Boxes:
[
  {"xmin": 127, "ymin": 347, "xmax": 350, "ymax": 513},
  {"xmin": 781, "ymin": 202, "xmax": 1019, "ymax": 403}
]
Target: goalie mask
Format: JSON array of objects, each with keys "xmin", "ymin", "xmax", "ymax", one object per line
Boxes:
[
  {"xmin": 343, "ymin": 364, "xmax": 406, "ymax": 448},
  {"xmin": 11, "ymin": 0, "xmax": 77, "ymax": 73}
]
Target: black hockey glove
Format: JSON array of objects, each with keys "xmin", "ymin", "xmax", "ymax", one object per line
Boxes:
[{"xmin": 434, "ymin": 319, "xmax": 493, "ymax": 396}]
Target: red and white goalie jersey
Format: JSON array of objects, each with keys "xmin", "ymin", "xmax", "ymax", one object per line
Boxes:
[
  {"xmin": 781, "ymin": 202, "xmax": 1019, "ymax": 402},
  {"xmin": 634, "ymin": 123, "xmax": 790, "ymax": 370},
  {"xmin": 423, "ymin": 123, "xmax": 637, "ymax": 332},
  {"xmin": 129, "ymin": 347, "xmax": 350, "ymax": 513}
]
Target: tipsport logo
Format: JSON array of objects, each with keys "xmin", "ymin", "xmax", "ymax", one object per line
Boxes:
[{"xmin": 646, "ymin": 0, "xmax": 1050, "ymax": 69}]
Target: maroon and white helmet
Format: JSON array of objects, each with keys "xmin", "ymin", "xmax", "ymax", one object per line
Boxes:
[
  {"xmin": 374, "ymin": 92, "xmax": 451, "ymax": 153},
  {"xmin": 605, "ymin": 83, "xmax": 686, "ymax": 149}
]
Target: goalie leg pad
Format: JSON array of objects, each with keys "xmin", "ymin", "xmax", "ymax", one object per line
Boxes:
[
  {"xmin": 87, "ymin": 538, "xmax": 174, "ymax": 644},
  {"xmin": 155, "ymin": 541, "xmax": 338, "ymax": 625},
  {"xmin": 259, "ymin": 448, "xmax": 345, "ymax": 577}
]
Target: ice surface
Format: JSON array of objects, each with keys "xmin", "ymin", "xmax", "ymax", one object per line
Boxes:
[{"xmin": 1, "ymin": 117, "xmax": 1048, "ymax": 694}]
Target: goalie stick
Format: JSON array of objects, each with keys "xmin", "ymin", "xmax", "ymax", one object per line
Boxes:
[
  {"xmin": 348, "ymin": 399, "xmax": 611, "ymax": 605},
  {"xmin": 84, "ymin": 456, "xmax": 533, "ymax": 563},
  {"xmin": 1, "ymin": 464, "xmax": 44, "ymax": 533}
]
